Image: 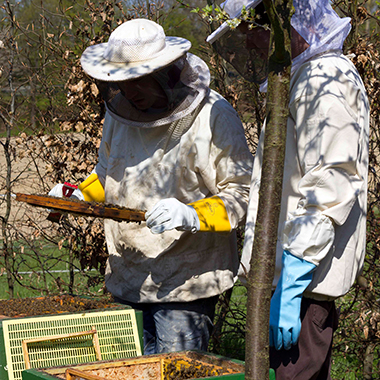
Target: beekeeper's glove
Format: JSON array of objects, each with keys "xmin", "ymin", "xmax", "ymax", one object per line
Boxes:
[
  {"xmin": 145, "ymin": 198, "xmax": 200, "ymax": 234},
  {"xmin": 49, "ymin": 173, "xmax": 105, "ymax": 203},
  {"xmin": 269, "ymin": 250, "xmax": 316, "ymax": 350},
  {"xmin": 78, "ymin": 173, "xmax": 105, "ymax": 203},
  {"xmin": 47, "ymin": 183, "xmax": 85, "ymax": 222},
  {"xmin": 48, "ymin": 183, "xmax": 85, "ymax": 201},
  {"xmin": 146, "ymin": 196, "xmax": 232, "ymax": 234}
]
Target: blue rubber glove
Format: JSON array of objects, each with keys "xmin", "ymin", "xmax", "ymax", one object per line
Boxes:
[{"xmin": 269, "ymin": 250, "xmax": 316, "ymax": 350}]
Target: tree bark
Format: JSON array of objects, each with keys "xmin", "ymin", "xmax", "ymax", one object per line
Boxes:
[
  {"xmin": 1, "ymin": 1, "xmax": 17, "ymax": 299},
  {"xmin": 244, "ymin": 1, "xmax": 292, "ymax": 379},
  {"xmin": 363, "ymin": 342, "xmax": 374, "ymax": 380}
]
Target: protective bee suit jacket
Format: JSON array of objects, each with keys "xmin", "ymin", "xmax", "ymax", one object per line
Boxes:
[
  {"xmin": 239, "ymin": 51, "xmax": 370, "ymax": 300},
  {"xmin": 95, "ymin": 85, "xmax": 253, "ymax": 303}
]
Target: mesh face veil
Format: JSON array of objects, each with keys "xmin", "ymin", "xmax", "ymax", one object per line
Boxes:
[
  {"xmin": 96, "ymin": 53, "xmax": 210, "ymax": 128},
  {"xmin": 207, "ymin": 0, "xmax": 351, "ymax": 86},
  {"xmin": 290, "ymin": 0, "xmax": 351, "ymax": 74},
  {"xmin": 209, "ymin": 1, "xmax": 271, "ymax": 84}
]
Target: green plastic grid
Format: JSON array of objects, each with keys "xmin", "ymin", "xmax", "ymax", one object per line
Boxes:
[{"xmin": 1, "ymin": 308, "xmax": 142, "ymax": 380}]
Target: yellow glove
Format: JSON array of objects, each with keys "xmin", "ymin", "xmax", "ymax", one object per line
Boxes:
[
  {"xmin": 78, "ymin": 173, "xmax": 105, "ymax": 203},
  {"xmin": 188, "ymin": 196, "xmax": 231, "ymax": 233}
]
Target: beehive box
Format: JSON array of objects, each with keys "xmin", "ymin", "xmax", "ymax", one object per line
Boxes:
[
  {"xmin": 21, "ymin": 351, "xmax": 252, "ymax": 380},
  {"xmin": 0, "ymin": 297, "xmax": 143, "ymax": 380}
]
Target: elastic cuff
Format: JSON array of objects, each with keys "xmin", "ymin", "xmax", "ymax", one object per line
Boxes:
[
  {"xmin": 188, "ymin": 196, "xmax": 231, "ymax": 233},
  {"xmin": 78, "ymin": 173, "xmax": 105, "ymax": 203}
]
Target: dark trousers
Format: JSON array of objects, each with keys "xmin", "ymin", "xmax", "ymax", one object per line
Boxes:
[{"xmin": 270, "ymin": 297, "xmax": 339, "ymax": 380}]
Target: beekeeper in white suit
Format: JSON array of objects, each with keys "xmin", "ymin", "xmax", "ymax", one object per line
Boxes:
[
  {"xmin": 49, "ymin": 18, "xmax": 253, "ymax": 354},
  {"xmin": 207, "ymin": 0, "xmax": 369, "ymax": 378}
]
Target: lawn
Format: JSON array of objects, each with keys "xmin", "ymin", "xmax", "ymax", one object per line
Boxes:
[{"xmin": 0, "ymin": 239, "xmax": 104, "ymax": 299}]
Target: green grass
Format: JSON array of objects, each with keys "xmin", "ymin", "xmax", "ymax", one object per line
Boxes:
[
  {"xmin": 210, "ymin": 283, "xmax": 247, "ymax": 361},
  {"xmin": 0, "ymin": 240, "xmax": 104, "ymax": 299},
  {"xmin": 0, "ymin": 269, "xmax": 103, "ymax": 299}
]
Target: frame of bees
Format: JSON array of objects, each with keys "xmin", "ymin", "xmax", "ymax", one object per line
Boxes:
[{"xmin": 21, "ymin": 351, "xmax": 255, "ymax": 380}]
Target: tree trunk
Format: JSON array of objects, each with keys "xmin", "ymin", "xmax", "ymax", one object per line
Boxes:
[
  {"xmin": 363, "ymin": 342, "xmax": 374, "ymax": 380},
  {"xmin": 30, "ymin": 76, "xmax": 36, "ymax": 130},
  {"xmin": 1, "ymin": 1, "xmax": 17, "ymax": 299},
  {"xmin": 68, "ymin": 238, "xmax": 75, "ymax": 294},
  {"xmin": 245, "ymin": 1, "xmax": 292, "ymax": 379}
]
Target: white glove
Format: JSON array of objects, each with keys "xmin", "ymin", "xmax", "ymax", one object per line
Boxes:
[
  {"xmin": 145, "ymin": 198, "xmax": 200, "ymax": 234},
  {"xmin": 49, "ymin": 184, "xmax": 85, "ymax": 201}
]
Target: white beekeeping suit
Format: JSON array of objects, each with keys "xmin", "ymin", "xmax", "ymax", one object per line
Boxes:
[{"xmin": 51, "ymin": 18, "xmax": 253, "ymax": 355}]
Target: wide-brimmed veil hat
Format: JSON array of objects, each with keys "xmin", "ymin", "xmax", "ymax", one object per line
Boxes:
[
  {"xmin": 80, "ymin": 18, "xmax": 210, "ymax": 129},
  {"xmin": 81, "ymin": 18, "xmax": 191, "ymax": 81}
]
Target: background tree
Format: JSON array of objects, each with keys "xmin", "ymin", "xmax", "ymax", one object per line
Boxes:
[
  {"xmin": 243, "ymin": 1, "xmax": 292, "ymax": 378},
  {"xmin": 1, "ymin": 0, "xmax": 18, "ymax": 298}
]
